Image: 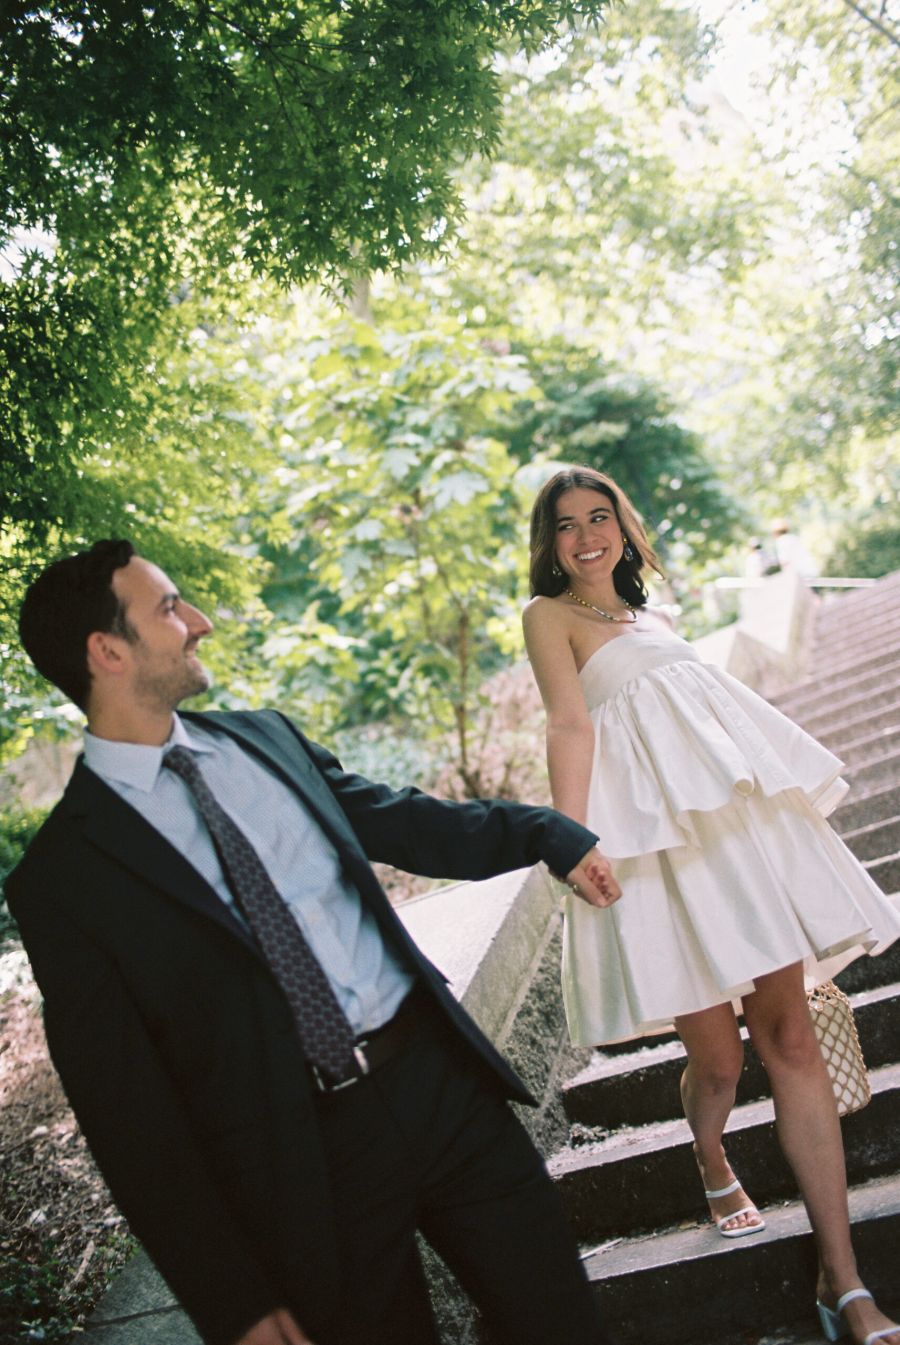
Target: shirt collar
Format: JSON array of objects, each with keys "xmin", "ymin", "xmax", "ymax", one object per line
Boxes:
[{"xmin": 83, "ymin": 714, "xmax": 213, "ymax": 793}]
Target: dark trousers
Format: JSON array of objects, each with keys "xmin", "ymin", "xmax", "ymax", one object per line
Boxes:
[{"xmin": 304, "ymin": 1010, "xmax": 613, "ymax": 1345}]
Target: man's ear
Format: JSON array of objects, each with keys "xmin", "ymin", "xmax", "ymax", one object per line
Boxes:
[{"xmin": 86, "ymin": 629, "xmax": 130, "ymax": 678}]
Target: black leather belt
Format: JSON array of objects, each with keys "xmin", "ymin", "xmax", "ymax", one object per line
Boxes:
[{"xmin": 310, "ymin": 982, "xmax": 430, "ymax": 1093}]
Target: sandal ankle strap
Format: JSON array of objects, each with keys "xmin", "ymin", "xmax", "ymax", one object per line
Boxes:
[
  {"xmin": 836, "ymin": 1289, "xmax": 874, "ymax": 1313},
  {"xmin": 704, "ymin": 1178, "xmax": 741, "ymax": 1200}
]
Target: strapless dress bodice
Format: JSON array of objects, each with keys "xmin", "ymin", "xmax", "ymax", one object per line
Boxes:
[
  {"xmin": 578, "ymin": 627, "xmax": 701, "ymax": 706},
  {"xmin": 575, "ymin": 625, "xmax": 847, "ymax": 860}
]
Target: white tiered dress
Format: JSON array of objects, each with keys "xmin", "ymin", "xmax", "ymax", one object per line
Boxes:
[{"xmin": 559, "ymin": 626, "xmax": 900, "ymax": 1045}]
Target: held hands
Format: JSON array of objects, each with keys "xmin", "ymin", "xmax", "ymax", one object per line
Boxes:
[
  {"xmin": 565, "ymin": 846, "xmax": 621, "ymax": 908},
  {"xmin": 236, "ymin": 1308, "xmax": 314, "ymax": 1345}
]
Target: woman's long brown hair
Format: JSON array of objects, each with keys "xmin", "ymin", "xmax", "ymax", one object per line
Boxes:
[{"xmin": 529, "ymin": 466, "xmax": 663, "ymax": 606}]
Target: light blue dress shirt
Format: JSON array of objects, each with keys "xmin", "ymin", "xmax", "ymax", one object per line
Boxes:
[{"xmin": 82, "ymin": 715, "xmax": 413, "ymax": 1034}]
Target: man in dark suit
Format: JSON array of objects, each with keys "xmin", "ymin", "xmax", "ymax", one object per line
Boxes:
[{"xmin": 8, "ymin": 540, "xmax": 620, "ymax": 1345}]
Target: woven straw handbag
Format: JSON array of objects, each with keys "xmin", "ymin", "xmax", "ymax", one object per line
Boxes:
[{"xmin": 807, "ymin": 980, "xmax": 871, "ymax": 1116}]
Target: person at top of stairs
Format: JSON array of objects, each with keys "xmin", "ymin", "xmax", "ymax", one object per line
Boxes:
[{"xmin": 523, "ymin": 466, "xmax": 900, "ymax": 1345}]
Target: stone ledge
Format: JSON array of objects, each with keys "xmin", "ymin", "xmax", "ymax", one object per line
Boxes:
[
  {"xmin": 693, "ymin": 569, "xmax": 816, "ymax": 694},
  {"xmin": 82, "ymin": 1250, "xmax": 198, "ymax": 1340},
  {"xmin": 397, "ymin": 863, "xmax": 555, "ymax": 1040}
]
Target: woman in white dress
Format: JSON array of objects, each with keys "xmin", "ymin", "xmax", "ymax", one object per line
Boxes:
[{"xmin": 523, "ymin": 466, "xmax": 900, "ymax": 1345}]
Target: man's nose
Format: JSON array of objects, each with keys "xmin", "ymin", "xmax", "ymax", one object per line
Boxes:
[{"xmin": 188, "ymin": 605, "xmax": 214, "ymax": 636}]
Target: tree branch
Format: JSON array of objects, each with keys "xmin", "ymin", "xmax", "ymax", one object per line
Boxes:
[{"xmin": 840, "ymin": 0, "xmax": 900, "ymax": 49}]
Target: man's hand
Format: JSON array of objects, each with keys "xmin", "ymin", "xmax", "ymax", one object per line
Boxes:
[
  {"xmin": 236, "ymin": 1308, "xmax": 314, "ymax": 1345},
  {"xmin": 565, "ymin": 846, "xmax": 621, "ymax": 908}
]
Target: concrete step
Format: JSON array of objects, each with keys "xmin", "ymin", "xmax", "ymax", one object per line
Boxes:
[
  {"xmin": 817, "ymin": 701, "xmax": 900, "ymax": 754},
  {"xmin": 866, "ymin": 850, "xmax": 900, "ymax": 895},
  {"xmin": 764, "ymin": 648, "xmax": 898, "ymax": 710},
  {"xmin": 550, "ymin": 1061, "xmax": 900, "ymax": 1242},
  {"xmin": 843, "ymin": 813, "xmax": 900, "ymax": 863},
  {"xmin": 801, "ymin": 642, "xmax": 900, "ymax": 691},
  {"xmin": 583, "ymin": 1171, "xmax": 900, "ymax": 1345},
  {"xmin": 841, "ymin": 751, "xmax": 900, "ymax": 801},
  {"xmin": 800, "ymin": 706, "xmax": 900, "ymax": 755},
  {"xmin": 813, "ymin": 573, "xmax": 900, "ymax": 624},
  {"xmin": 813, "ymin": 582, "xmax": 900, "ymax": 633},
  {"xmin": 811, "ymin": 605, "xmax": 900, "ymax": 648},
  {"xmin": 812, "ymin": 607, "xmax": 898, "ymax": 642},
  {"xmin": 789, "ymin": 673, "xmax": 900, "ymax": 738},
  {"xmin": 818, "ymin": 571, "xmax": 900, "ymax": 603},
  {"xmin": 809, "ymin": 598, "xmax": 900, "ymax": 640},
  {"xmin": 807, "ymin": 624, "xmax": 898, "ymax": 667},
  {"xmin": 836, "ymin": 725, "xmax": 900, "ymax": 771},
  {"xmin": 833, "ymin": 920, "xmax": 900, "ymax": 993},
  {"xmin": 777, "ymin": 642, "xmax": 900, "ymax": 692},
  {"xmin": 833, "ymin": 783, "xmax": 900, "ymax": 834},
  {"xmin": 562, "ymin": 982, "xmax": 900, "ymax": 1130}
]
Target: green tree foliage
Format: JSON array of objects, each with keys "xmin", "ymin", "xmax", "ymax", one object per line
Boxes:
[
  {"xmin": 1, "ymin": 0, "xmax": 608, "ymax": 546},
  {"xmin": 0, "ymin": 805, "xmax": 47, "ymax": 945},
  {"xmin": 824, "ymin": 521, "xmax": 900, "ymax": 581},
  {"xmin": 227, "ymin": 291, "xmax": 743, "ymax": 787},
  {"xmin": 2, "ymin": 1, "xmax": 609, "ymax": 287},
  {"xmin": 658, "ymin": 0, "xmax": 899, "ymax": 524},
  {"xmin": 2, "ymin": 0, "xmax": 617, "ymax": 759},
  {"xmin": 504, "ymin": 347, "xmax": 747, "ymax": 569},
  {"xmin": 734, "ymin": 0, "xmax": 899, "ymax": 510},
  {"xmin": 2, "ymin": 0, "xmax": 753, "ymax": 779},
  {"xmin": 438, "ymin": 2, "xmax": 769, "ymax": 351},
  {"xmin": 0, "ymin": 282, "xmax": 280, "ymax": 756},
  {"xmin": 238, "ymin": 302, "xmax": 540, "ymax": 793}
]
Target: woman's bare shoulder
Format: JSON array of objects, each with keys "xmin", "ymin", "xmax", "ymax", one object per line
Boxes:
[
  {"xmin": 523, "ymin": 593, "xmax": 568, "ymax": 628},
  {"xmin": 523, "ymin": 595, "xmax": 574, "ymax": 663}
]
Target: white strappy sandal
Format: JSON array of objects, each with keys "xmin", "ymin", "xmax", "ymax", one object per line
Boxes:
[
  {"xmin": 704, "ymin": 1177, "xmax": 766, "ymax": 1239},
  {"xmin": 816, "ymin": 1288, "xmax": 900, "ymax": 1344}
]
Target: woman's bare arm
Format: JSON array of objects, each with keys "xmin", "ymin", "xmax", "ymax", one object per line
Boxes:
[{"xmin": 523, "ymin": 598, "xmax": 595, "ymax": 826}]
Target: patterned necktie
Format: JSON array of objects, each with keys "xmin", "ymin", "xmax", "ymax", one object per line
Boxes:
[{"xmin": 163, "ymin": 745, "xmax": 357, "ymax": 1083}]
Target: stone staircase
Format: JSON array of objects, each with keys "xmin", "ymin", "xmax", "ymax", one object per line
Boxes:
[{"xmin": 547, "ymin": 570, "xmax": 900, "ymax": 1345}]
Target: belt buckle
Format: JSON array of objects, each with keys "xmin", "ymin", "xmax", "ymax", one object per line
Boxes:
[{"xmin": 311, "ymin": 1044, "xmax": 371, "ymax": 1093}]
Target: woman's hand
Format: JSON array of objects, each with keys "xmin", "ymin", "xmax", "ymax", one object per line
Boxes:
[{"xmin": 565, "ymin": 847, "xmax": 621, "ymax": 907}]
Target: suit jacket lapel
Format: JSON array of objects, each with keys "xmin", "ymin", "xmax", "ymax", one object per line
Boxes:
[
  {"xmin": 182, "ymin": 711, "xmax": 364, "ymax": 857},
  {"xmin": 182, "ymin": 711, "xmax": 421, "ymax": 961},
  {"xmin": 63, "ymin": 760, "xmax": 259, "ymax": 957}
]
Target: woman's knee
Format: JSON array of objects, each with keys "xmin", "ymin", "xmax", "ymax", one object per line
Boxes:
[
  {"xmin": 683, "ymin": 1044, "xmax": 744, "ymax": 1094},
  {"xmin": 750, "ymin": 1009, "xmax": 821, "ymax": 1074}
]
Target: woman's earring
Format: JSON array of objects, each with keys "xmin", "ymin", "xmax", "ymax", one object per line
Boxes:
[
  {"xmin": 622, "ymin": 536, "xmax": 635, "ymax": 562},
  {"xmin": 552, "ymin": 562, "xmax": 562, "ymax": 576}
]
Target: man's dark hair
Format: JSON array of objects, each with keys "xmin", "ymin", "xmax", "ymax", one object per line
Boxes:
[{"xmin": 19, "ymin": 539, "xmax": 137, "ymax": 711}]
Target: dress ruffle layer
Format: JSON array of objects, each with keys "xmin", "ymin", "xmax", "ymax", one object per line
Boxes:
[
  {"xmin": 581, "ymin": 640, "xmax": 847, "ymax": 860},
  {"xmin": 561, "ymin": 629, "xmax": 900, "ymax": 1046}
]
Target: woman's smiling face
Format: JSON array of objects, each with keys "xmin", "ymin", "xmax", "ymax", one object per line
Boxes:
[{"xmin": 554, "ymin": 487, "xmax": 624, "ymax": 585}]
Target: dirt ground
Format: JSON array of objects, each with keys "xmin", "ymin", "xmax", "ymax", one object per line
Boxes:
[{"xmin": 0, "ymin": 962, "xmax": 133, "ymax": 1344}]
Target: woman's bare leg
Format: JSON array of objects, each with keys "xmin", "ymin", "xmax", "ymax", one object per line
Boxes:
[
  {"xmin": 674, "ymin": 1002, "xmax": 763, "ymax": 1233},
  {"xmin": 742, "ymin": 963, "xmax": 899, "ymax": 1345}
]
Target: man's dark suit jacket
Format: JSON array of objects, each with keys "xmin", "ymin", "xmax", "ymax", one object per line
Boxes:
[{"xmin": 7, "ymin": 709, "xmax": 598, "ymax": 1345}]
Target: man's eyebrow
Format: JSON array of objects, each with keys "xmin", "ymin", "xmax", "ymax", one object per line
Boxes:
[{"xmin": 157, "ymin": 590, "xmax": 180, "ymax": 608}]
